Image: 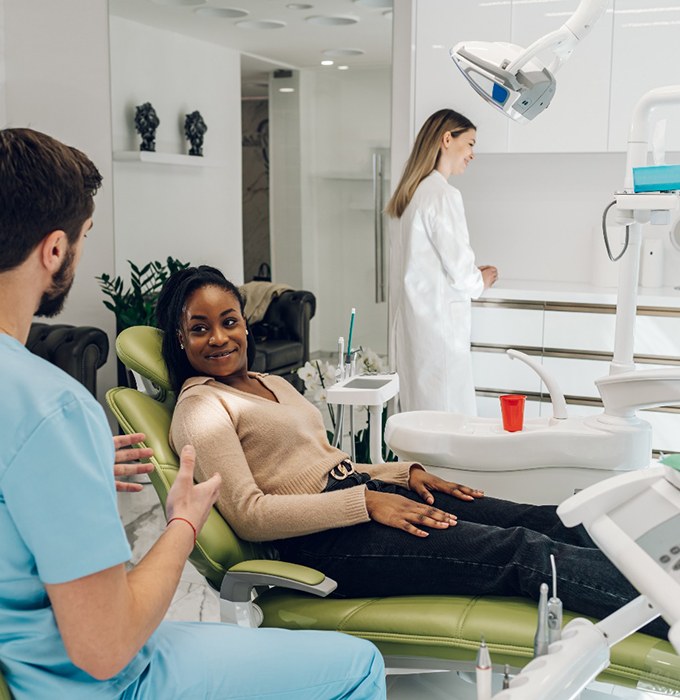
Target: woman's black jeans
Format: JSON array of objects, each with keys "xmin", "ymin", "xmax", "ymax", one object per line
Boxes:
[{"xmin": 275, "ymin": 474, "xmax": 668, "ymax": 639}]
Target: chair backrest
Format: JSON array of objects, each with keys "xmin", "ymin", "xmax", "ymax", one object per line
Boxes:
[{"xmin": 107, "ymin": 326, "xmax": 262, "ymax": 589}]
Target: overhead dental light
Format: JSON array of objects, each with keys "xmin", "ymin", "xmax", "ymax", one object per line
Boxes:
[{"xmin": 450, "ymin": 0, "xmax": 608, "ymax": 122}]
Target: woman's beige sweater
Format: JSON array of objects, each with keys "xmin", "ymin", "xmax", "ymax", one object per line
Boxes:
[{"xmin": 169, "ymin": 373, "xmax": 413, "ymax": 542}]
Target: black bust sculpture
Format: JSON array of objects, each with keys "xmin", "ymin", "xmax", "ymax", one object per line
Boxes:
[
  {"xmin": 184, "ymin": 111, "xmax": 207, "ymax": 156},
  {"xmin": 134, "ymin": 102, "xmax": 160, "ymax": 152}
]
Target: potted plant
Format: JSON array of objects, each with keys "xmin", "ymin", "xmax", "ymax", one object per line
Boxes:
[{"xmin": 96, "ymin": 257, "xmax": 190, "ymax": 384}]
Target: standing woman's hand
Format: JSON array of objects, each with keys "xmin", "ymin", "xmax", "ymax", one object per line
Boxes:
[{"xmin": 479, "ymin": 265, "xmax": 498, "ymax": 289}]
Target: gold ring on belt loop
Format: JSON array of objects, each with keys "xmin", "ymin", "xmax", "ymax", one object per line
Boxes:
[{"xmin": 329, "ymin": 460, "xmax": 356, "ymax": 481}]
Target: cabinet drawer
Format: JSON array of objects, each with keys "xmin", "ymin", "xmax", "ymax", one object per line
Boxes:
[
  {"xmin": 472, "ymin": 349, "xmax": 543, "ymax": 395},
  {"xmin": 634, "ymin": 315, "xmax": 680, "ymax": 359},
  {"xmin": 471, "ymin": 305, "xmax": 543, "ymax": 347},
  {"xmin": 543, "ymin": 311, "xmax": 615, "ymax": 354}
]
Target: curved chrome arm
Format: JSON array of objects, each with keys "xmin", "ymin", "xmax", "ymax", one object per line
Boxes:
[{"xmin": 507, "ymin": 349, "xmax": 568, "ymax": 420}]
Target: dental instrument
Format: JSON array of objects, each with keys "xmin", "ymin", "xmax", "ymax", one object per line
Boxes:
[
  {"xmin": 450, "ymin": 0, "xmax": 607, "ymax": 123},
  {"xmin": 502, "ymin": 666, "xmax": 511, "ymax": 691},
  {"xmin": 532, "ymin": 583, "xmax": 550, "ymax": 658},
  {"xmin": 337, "ymin": 336, "xmax": 344, "ymax": 382},
  {"xmin": 345, "ymin": 308, "xmax": 355, "ymax": 366},
  {"xmin": 475, "ymin": 636, "xmax": 492, "ymax": 700},
  {"xmin": 547, "ymin": 554, "xmax": 563, "ymax": 645}
]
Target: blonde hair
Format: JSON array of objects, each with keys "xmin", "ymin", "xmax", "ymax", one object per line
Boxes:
[{"xmin": 385, "ymin": 109, "xmax": 476, "ymax": 219}]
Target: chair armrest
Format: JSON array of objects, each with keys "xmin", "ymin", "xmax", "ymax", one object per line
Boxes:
[
  {"xmin": 220, "ymin": 559, "xmax": 337, "ymax": 602},
  {"xmin": 27, "ymin": 323, "xmax": 109, "ymax": 395}
]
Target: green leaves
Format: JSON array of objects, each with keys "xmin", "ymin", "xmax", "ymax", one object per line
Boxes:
[{"xmin": 95, "ymin": 256, "xmax": 190, "ymax": 330}]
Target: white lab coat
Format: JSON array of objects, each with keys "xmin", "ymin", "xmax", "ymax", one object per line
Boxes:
[{"xmin": 389, "ymin": 170, "xmax": 484, "ymax": 415}]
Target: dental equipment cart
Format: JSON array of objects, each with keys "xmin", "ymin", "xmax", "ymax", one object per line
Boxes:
[{"xmin": 326, "ymin": 373, "xmax": 399, "ymax": 464}]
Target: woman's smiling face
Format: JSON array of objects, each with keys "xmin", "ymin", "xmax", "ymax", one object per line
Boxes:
[{"xmin": 178, "ymin": 284, "xmax": 248, "ymax": 379}]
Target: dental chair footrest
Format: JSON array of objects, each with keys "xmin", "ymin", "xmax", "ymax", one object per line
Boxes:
[{"xmin": 256, "ymin": 591, "xmax": 680, "ymax": 691}]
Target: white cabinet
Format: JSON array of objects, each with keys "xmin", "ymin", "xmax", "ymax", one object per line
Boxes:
[
  {"xmin": 543, "ymin": 309, "xmax": 615, "ymax": 352},
  {"xmin": 608, "ymin": 0, "xmax": 680, "ymax": 152},
  {"xmin": 471, "ymin": 304, "xmax": 543, "ymax": 347}
]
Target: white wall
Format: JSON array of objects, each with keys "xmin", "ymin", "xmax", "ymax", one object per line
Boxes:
[
  {"xmin": 299, "ymin": 67, "xmax": 392, "ymax": 355},
  {"xmin": 269, "ymin": 69, "xmax": 302, "ymax": 288},
  {"xmin": 2, "ymin": 0, "xmax": 117, "ymax": 405},
  {"xmin": 109, "ymin": 16, "xmax": 243, "ymax": 284}
]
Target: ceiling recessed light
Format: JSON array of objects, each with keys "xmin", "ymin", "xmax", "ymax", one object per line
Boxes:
[
  {"xmin": 354, "ymin": 0, "xmax": 392, "ymax": 7},
  {"xmin": 322, "ymin": 48, "xmax": 365, "ymax": 57},
  {"xmin": 279, "ymin": 87, "xmax": 295, "ymax": 93},
  {"xmin": 306, "ymin": 15, "xmax": 359, "ymax": 26},
  {"xmin": 286, "ymin": 2, "xmax": 313, "ymax": 8},
  {"xmin": 320, "ymin": 60, "xmax": 334, "ymax": 66},
  {"xmin": 338, "ymin": 65, "xmax": 349, "ymax": 70},
  {"xmin": 150, "ymin": 0, "xmax": 204, "ymax": 5},
  {"xmin": 236, "ymin": 19, "xmax": 286, "ymax": 29},
  {"xmin": 194, "ymin": 7, "xmax": 248, "ymax": 18}
]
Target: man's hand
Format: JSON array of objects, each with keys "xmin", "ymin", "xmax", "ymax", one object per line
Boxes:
[
  {"xmin": 408, "ymin": 466, "xmax": 484, "ymax": 506},
  {"xmin": 364, "ymin": 489, "xmax": 457, "ymax": 538},
  {"xmin": 165, "ymin": 445, "xmax": 221, "ymax": 536},
  {"xmin": 113, "ymin": 433, "xmax": 153, "ymax": 492}
]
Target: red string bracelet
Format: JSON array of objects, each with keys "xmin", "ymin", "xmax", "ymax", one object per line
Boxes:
[{"xmin": 166, "ymin": 516, "xmax": 197, "ymax": 546}]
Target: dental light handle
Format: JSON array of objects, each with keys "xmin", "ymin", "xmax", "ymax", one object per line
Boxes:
[
  {"xmin": 507, "ymin": 349, "xmax": 568, "ymax": 419},
  {"xmin": 506, "ymin": 0, "xmax": 607, "ymax": 74}
]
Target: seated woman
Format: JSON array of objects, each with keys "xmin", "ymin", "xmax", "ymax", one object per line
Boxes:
[{"xmin": 157, "ymin": 265, "xmax": 665, "ymax": 637}]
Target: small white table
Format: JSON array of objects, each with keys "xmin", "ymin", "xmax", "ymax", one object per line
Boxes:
[{"xmin": 326, "ymin": 373, "xmax": 400, "ymax": 464}]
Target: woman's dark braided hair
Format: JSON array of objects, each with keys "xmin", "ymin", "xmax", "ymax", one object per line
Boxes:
[{"xmin": 156, "ymin": 265, "xmax": 254, "ymax": 394}]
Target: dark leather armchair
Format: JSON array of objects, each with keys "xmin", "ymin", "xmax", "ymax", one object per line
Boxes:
[
  {"xmin": 248, "ymin": 290, "xmax": 316, "ymax": 388},
  {"xmin": 26, "ymin": 323, "xmax": 109, "ymax": 396}
]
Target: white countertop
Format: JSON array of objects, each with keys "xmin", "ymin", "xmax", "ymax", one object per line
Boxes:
[{"xmin": 479, "ymin": 279, "xmax": 680, "ymax": 308}]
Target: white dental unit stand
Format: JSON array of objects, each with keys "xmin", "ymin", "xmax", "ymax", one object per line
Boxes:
[{"xmin": 327, "ymin": 372, "xmax": 399, "ymax": 464}]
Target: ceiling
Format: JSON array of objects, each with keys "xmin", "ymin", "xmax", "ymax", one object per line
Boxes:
[{"xmin": 109, "ymin": 0, "xmax": 394, "ymax": 97}]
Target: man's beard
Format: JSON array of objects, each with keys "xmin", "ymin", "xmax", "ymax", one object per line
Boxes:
[{"xmin": 36, "ymin": 246, "xmax": 76, "ymax": 318}]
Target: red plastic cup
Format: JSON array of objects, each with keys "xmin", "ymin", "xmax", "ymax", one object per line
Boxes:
[{"xmin": 500, "ymin": 394, "xmax": 526, "ymax": 432}]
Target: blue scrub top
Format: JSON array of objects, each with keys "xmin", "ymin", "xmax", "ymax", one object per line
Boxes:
[{"xmin": 0, "ymin": 335, "xmax": 154, "ymax": 698}]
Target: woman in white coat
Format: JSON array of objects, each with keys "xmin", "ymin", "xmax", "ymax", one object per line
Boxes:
[{"xmin": 386, "ymin": 109, "xmax": 498, "ymax": 415}]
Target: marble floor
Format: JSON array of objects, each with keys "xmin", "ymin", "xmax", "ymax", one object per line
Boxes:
[{"xmin": 118, "ymin": 480, "xmax": 220, "ymax": 623}]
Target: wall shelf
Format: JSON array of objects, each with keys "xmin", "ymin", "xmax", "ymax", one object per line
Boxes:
[{"xmin": 113, "ymin": 151, "xmax": 226, "ymax": 167}]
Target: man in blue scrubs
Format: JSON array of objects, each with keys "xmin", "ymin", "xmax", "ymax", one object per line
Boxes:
[{"xmin": 0, "ymin": 128, "xmax": 386, "ymax": 699}]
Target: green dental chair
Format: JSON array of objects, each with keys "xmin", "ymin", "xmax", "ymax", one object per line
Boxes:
[{"xmin": 106, "ymin": 325, "xmax": 680, "ymax": 694}]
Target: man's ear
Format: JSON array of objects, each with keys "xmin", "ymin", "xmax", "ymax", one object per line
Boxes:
[{"xmin": 38, "ymin": 230, "xmax": 68, "ymax": 274}]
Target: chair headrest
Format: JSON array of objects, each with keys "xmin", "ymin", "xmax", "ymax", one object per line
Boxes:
[{"xmin": 116, "ymin": 326, "xmax": 171, "ymax": 392}]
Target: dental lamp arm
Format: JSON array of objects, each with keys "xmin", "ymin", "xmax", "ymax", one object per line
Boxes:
[
  {"xmin": 506, "ymin": 349, "xmax": 568, "ymax": 420},
  {"xmin": 506, "ymin": 0, "xmax": 608, "ymax": 74}
]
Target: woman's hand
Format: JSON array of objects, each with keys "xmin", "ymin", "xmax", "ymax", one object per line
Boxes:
[
  {"xmin": 408, "ymin": 466, "xmax": 484, "ymax": 506},
  {"xmin": 479, "ymin": 265, "xmax": 498, "ymax": 289},
  {"xmin": 113, "ymin": 433, "xmax": 154, "ymax": 492},
  {"xmin": 364, "ymin": 489, "xmax": 457, "ymax": 538}
]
